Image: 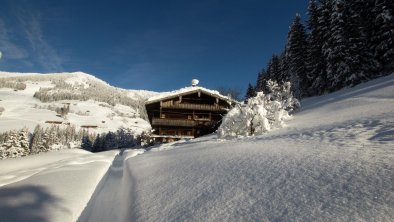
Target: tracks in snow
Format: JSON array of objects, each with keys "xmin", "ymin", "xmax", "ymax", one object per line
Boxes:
[
  {"xmin": 78, "ymin": 150, "xmax": 126, "ymax": 222},
  {"xmin": 77, "ymin": 148, "xmax": 145, "ymax": 222}
]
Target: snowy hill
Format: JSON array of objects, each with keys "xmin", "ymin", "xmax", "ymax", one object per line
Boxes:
[
  {"xmin": 116, "ymin": 74, "xmax": 394, "ymax": 221},
  {"xmin": 0, "ymin": 71, "xmax": 157, "ymax": 135},
  {"xmin": 0, "ymin": 74, "xmax": 393, "ymax": 221}
]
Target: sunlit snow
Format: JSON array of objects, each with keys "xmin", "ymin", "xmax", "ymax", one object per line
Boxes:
[{"xmin": 0, "ymin": 73, "xmax": 393, "ymax": 221}]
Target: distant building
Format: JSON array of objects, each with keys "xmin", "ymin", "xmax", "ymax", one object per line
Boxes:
[{"xmin": 145, "ymin": 83, "xmax": 235, "ymax": 142}]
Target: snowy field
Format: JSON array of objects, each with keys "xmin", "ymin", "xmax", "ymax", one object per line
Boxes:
[
  {"xmin": 0, "ymin": 74, "xmax": 393, "ymax": 221},
  {"xmin": 0, "ymin": 149, "xmax": 118, "ymax": 222}
]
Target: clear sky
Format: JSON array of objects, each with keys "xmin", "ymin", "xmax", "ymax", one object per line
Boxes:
[{"xmin": 0, "ymin": 0, "xmax": 308, "ymax": 93}]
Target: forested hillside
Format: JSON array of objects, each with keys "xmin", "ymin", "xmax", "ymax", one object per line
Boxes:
[
  {"xmin": 247, "ymin": 0, "xmax": 393, "ymax": 99},
  {"xmin": 0, "ymin": 72, "xmax": 156, "ymax": 159}
]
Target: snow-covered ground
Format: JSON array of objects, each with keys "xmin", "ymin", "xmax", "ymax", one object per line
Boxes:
[
  {"xmin": 0, "ymin": 74, "xmax": 393, "ymax": 221},
  {"xmin": 0, "ymin": 72, "xmax": 154, "ymax": 134},
  {"xmin": 0, "ymin": 149, "xmax": 118, "ymax": 222},
  {"xmin": 118, "ymin": 74, "xmax": 393, "ymax": 221}
]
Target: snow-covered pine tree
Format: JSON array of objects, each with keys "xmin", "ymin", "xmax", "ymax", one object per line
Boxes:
[
  {"xmin": 30, "ymin": 125, "xmax": 45, "ymax": 154},
  {"xmin": 286, "ymin": 14, "xmax": 309, "ymax": 98},
  {"xmin": 81, "ymin": 135, "xmax": 93, "ymax": 151},
  {"xmin": 245, "ymin": 83, "xmax": 257, "ymax": 101},
  {"xmin": 372, "ymin": 0, "xmax": 394, "ymax": 73},
  {"xmin": 47, "ymin": 125, "xmax": 61, "ymax": 150},
  {"xmin": 0, "ymin": 129, "xmax": 30, "ymax": 159},
  {"xmin": 104, "ymin": 131, "xmax": 118, "ymax": 150},
  {"xmin": 0, "ymin": 131, "xmax": 8, "ymax": 144},
  {"xmin": 17, "ymin": 128, "xmax": 30, "ymax": 156},
  {"xmin": 116, "ymin": 128, "xmax": 136, "ymax": 148},
  {"xmin": 278, "ymin": 50, "xmax": 291, "ymax": 83},
  {"xmin": 344, "ymin": 0, "xmax": 378, "ymax": 85},
  {"xmin": 92, "ymin": 134, "xmax": 104, "ymax": 152},
  {"xmin": 325, "ymin": 0, "xmax": 353, "ymax": 91},
  {"xmin": 41, "ymin": 127, "xmax": 52, "ymax": 152},
  {"xmin": 64, "ymin": 125, "xmax": 77, "ymax": 145},
  {"xmin": 256, "ymin": 69, "xmax": 267, "ymax": 93},
  {"xmin": 266, "ymin": 80, "xmax": 300, "ymax": 113},
  {"xmin": 116, "ymin": 128, "xmax": 126, "ymax": 148},
  {"xmin": 319, "ymin": 0, "xmax": 334, "ymax": 94},
  {"xmin": 266, "ymin": 54, "xmax": 281, "ymax": 83},
  {"xmin": 306, "ymin": 0, "xmax": 327, "ymax": 96}
]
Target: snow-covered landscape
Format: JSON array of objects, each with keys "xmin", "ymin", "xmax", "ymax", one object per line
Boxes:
[
  {"xmin": 0, "ymin": 73, "xmax": 392, "ymax": 221},
  {"xmin": 1, "ymin": 0, "xmax": 393, "ymax": 221},
  {"xmin": 0, "ymin": 72, "xmax": 154, "ymax": 134}
]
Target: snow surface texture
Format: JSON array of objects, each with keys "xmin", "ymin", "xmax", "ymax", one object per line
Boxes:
[
  {"xmin": 0, "ymin": 74, "xmax": 393, "ymax": 221},
  {"xmin": 0, "ymin": 149, "xmax": 118, "ymax": 222}
]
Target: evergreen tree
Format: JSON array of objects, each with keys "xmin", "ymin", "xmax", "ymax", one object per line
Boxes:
[
  {"xmin": 117, "ymin": 128, "xmax": 136, "ymax": 148},
  {"xmin": 306, "ymin": 0, "xmax": 327, "ymax": 95},
  {"xmin": 30, "ymin": 125, "xmax": 44, "ymax": 154},
  {"xmin": 245, "ymin": 83, "xmax": 257, "ymax": 101},
  {"xmin": 325, "ymin": 0, "xmax": 352, "ymax": 91},
  {"xmin": 0, "ymin": 129, "xmax": 30, "ymax": 159},
  {"xmin": 278, "ymin": 51, "xmax": 291, "ymax": 83},
  {"xmin": 256, "ymin": 69, "xmax": 267, "ymax": 92},
  {"xmin": 286, "ymin": 14, "xmax": 309, "ymax": 98},
  {"xmin": 81, "ymin": 135, "xmax": 93, "ymax": 151},
  {"xmin": 41, "ymin": 127, "xmax": 52, "ymax": 152},
  {"xmin": 319, "ymin": 0, "xmax": 334, "ymax": 94},
  {"xmin": 104, "ymin": 131, "xmax": 118, "ymax": 150},
  {"xmin": 17, "ymin": 128, "xmax": 30, "ymax": 155},
  {"xmin": 266, "ymin": 54, "xmax": 281, "ymax": 82},
  {"xmin": 249, "ymin": 0, "xmax": 391, "ymax": 99},
  {"xmin": 64, "ymin": 125, "xmax": 77, "ymax": 145},
  {"xmin": 345, "ymin": 0, "xmax": 377, "ymax": 85},
  {"xmin": 92, "ymin": 134, "xmax": 104, "ymax": 152},
  {"xmin": 372, "ymin": 0, "xmax": 394, "ymax": 73}
]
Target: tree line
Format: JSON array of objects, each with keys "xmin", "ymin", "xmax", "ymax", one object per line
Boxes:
[
  {"xmin": 0, "ymin": 125, "xmax": 142, "ymax": 159},
  {"xmin": 246, "ymin": 0, "xmax": 393, "ymax": 100}
]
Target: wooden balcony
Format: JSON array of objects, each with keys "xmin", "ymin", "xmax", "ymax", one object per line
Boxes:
[
  {"xmin": 152, "ymin": 118, "xmax": 215, "ymax": 127},
  {"xmin": 161, "ymin": 102, "xmax": 226, "ymax": 111}
]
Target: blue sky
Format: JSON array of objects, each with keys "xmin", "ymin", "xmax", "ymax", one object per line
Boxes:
[{"xmin": 0, "ymin": 0, "xmax": 308, "ymax": 93}]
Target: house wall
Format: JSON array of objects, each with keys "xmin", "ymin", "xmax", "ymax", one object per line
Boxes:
[{"xmin": 145, "ymin": 91, "xmax": 231, "ymax": 142}]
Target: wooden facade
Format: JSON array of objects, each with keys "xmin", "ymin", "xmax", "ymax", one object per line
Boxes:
[{"xmin": 145, "ymin": 89, "xmax": 233, "ymax": 142}]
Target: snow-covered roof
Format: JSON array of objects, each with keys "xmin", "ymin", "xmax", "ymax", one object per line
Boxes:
[{"xmin": 146, "ymin": 86, "xmax": 236, "ymax": 104}]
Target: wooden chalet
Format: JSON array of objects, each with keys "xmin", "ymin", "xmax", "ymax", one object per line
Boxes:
[{"xmin": 145, "ymin": 85, "xmax": 235, "ymax": 142}]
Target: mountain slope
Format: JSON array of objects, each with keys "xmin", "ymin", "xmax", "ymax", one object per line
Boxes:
[
  {"xmin": 117, "ymin": 74, "xmax": 394, "ymax": 221},
  {"xmin": 0, "ymin": 71, "xmax": 157, "ymax": 134}
]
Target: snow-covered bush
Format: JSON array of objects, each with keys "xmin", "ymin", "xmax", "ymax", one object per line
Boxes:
[
  {"xmin": 266, "ymin": 80, "xmax": 300, "ymax": 113},
  {"xmin": 14, "ymin": 82, "xmax": 26, "ymax": 91},
  {"xmin": 0, "ymin": 80, "xmax": 26, "ymax": 91},
  {"xmin": 0, "ymin": 106, "xmax": 4, "ymax": 115},
  {"xmin": 218, "ymin": 81, "xmax": 299, "ymax": 138}
]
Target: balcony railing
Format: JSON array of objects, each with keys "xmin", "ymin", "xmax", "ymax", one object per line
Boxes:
[
  {"xmin": 152, "ymin": 118, "xmax": 215, "ymax": 127},
  {"xmin": 161, "ymin": 103, "xmax": 226, "ymax": 111}
]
